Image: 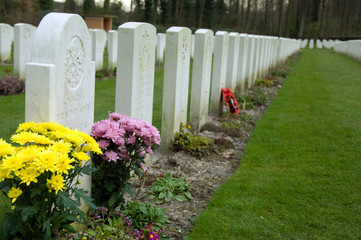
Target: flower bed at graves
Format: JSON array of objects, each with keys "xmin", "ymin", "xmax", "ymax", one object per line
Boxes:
[{"xmin": 129, "ymin": 54, "xmax": 298, "ymax": 240}]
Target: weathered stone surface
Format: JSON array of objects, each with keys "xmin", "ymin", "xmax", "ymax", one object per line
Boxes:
[
  {"xmin": 115, "ymin": 22, "xmax": 156, "ymax": 124},
  {"xmin": 14, "ymin": 23, "xmax": 37, "ymax": 79}
]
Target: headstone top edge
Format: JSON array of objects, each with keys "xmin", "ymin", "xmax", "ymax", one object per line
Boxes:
[{"xmin": 195, "ymin": 29, "xmax": 213, "ymax": 35}]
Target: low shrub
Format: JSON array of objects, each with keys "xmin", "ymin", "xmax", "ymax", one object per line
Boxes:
[
  {"xmin": 0, "ymin": 74, "xmax": 25, "ymax": 95},
  {"xmin": 149, "ymin": 173, "xmax": 193, "ymax": 204},
  {"xmin": 255, "ymin": 78, "xmax": 274, "ymax": 87},
  {"xmin": 59, "ymin": 207, "xmax": 163, "ymax": 240},
  {"xmin": 123, "ymin": 201, "xmax": 168, "ymax": 231},
  {"xmin": 236, "ymin": 88, "xmax": 269, "ymax": 109},
  {"xmin": 173, "ymin": 124, "xmax": 214, "ymax": 157}
]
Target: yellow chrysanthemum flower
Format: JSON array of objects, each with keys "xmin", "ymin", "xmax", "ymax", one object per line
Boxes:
[
  {"xmin": 18, "ymin": 167, "xmax": 40, "ymax": 186},
  {"xmin": 65, "ymin": 131, "xmax": 85, "ymax": 146},
  {"xmin": 7, "ymin": 187, "xmax": 23, "ymax": 203},
  {"xmin": 0, "ymin": 166, "xmax": 11, "ymax": 181},
  {"xmin": 47, "ymin": 173, "xmax": 65, "ymax": 194},
  {"xmin": 11, "ymin": 132, "xmax": 54, "ymax": 146},
  {"xmin": 77, "ymin": 131, "xmax": 102, "ymax": 154},
  {"xmin": 0, "ymin": 139, "xmax": 16, "ymax": 157},
  {"xmin": 56, "ymin": 154, "xmax": 75, "ymax": 175},
  {"xmin": 49, "ymin": 140, "xmax": 72, "ymax": 154},
  {"xmin": 33, "ymin": 150, "xmax": 58, "ymax": 173},
  {"xmin": 1, "ymin": 155, "xmax": 24, "ymax": 175},
  {"xmin": 16, "ymin": 145, "xmax": 44, "ymax": 163},
  {"xmin": 16, "ymin": 122, "xmax": 35, "ymax": 133},
  {"xmin": 72, "ymin": 151, "xmax": 90, "ymax": 162}
]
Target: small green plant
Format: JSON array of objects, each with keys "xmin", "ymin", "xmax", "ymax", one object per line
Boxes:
[
  {"xmin": 255, "ymin": 78, "xmax": 274, "ymax": 87},
  {"xmin": 173, "ymin": 124, "xmax": 214, "ymax": 157},
  {"xmin": 59, "ymin": 207, "xmax": 163, "ymax": 240},
  {"xmin": 122, "ymin": 201, "xmax": 168, "ymax": 231},
  {"xmin": 220, "ymin": 120, "xmax": 245, "ymax": 130},
  {"xmin": 149, "ymin": 173, "xmax": 193, "ymax": 204},
  {"xmin": 236, "ymin": 88, "xmax": 269, "ymax": 109},
  {"xmin": 271, "ymin": 65, "xmax": 291, "ymax": 78}
]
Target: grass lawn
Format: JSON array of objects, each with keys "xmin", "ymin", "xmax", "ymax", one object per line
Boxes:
[{"xmin": 186, "ymin": 49, "xmax": 361, "ymax": 239}]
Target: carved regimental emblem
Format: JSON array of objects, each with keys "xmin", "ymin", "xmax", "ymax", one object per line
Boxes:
[
  {"xmin": 181, "ymin": 34, "xmax": 188, "ymax": 64},
  {"xmin": 65, "ymin": 36, "xmax": 84, "ymax": 90},
  {"xmin": 139, "ymin": 32, "xmax": 151, "ymax": 72}
]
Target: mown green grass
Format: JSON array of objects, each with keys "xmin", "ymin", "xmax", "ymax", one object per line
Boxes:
[{"xmin": 187, "ymin": 49, "xmax": 361, "ymax": 239}]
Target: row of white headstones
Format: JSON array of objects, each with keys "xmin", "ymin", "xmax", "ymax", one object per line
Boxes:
[
  {"xmin": 1, "ymin": 13, "xmax": 301, "ymax": 150},
  {"xmin": 0, "ymin": 12, "xmax": 302, "ymax": 198}
]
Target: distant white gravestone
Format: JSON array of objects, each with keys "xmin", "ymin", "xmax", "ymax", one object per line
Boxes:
[
  {"xmin": 316, "ymin": 39, "xmax": 323, "ymax": 49},
  {"xmin": 107, "ymin": 30, "xmax": 117, "ymax": 71},
  {"xmin": 225, "ymin": 32, "xmax": 240, "ymax": 91},
  {"xmin": 0, "ymin": 23, "xmax": 14, "ymax": 63},
  {"xmin": 189, "ymin": 29, "xmax": 213, "ymax": 132},
  {"xmin": 161, "ymin": 27, "xmax": 191, "ymax": 151},
  {"xmin": 115, "ymin": 22, "xmax": 156, "ymax": 124},
  {"xmin": 210, "ymin": 31, "xmax": 228, "ymax": 116},
  {"xmin": 90, "ymin": 29, "xmax": 107, "ymax": 71},
  {"xmin": 309, "ymin": 39, "xmax": 314, "ymax": 49},
  {"xmin": 25, "ymin": 12, "xmax": 95, "ymax": 196},
  {"xmin": 14, "ymin": 23, "xmax": 37, "ymax": 80},
  {"xmin": 156, "ymin": 33, "xmax": 166, "ymax": 64},
  {"xmin": 237, "ymin": 33, "xmax": 248, "ymax": 94}
]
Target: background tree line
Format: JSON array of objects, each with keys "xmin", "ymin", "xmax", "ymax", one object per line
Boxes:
[{"xmin": 1, "ymin": 0, "xmax": 360, "ymax": 39}]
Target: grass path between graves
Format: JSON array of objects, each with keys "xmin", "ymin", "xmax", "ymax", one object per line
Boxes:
[{"xmin": 186, "ymin": 49, "xmax": 361, "ymax": 240}]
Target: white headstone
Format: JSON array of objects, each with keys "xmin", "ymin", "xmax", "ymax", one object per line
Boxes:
[
  {"xmin": 245, "ymin": 35, "xmax": 256, "ymax": 88},
  {"xmin": 309, "ymin": 39, "xmax": 314, "ymax": 49},
  {"xmin": 0, "ymin": 23, "xmax": 14, "ymax": 63},
  {"xmin": 14, "ymin": 23, "xmax": 37, "ymax": 80},
  {"xmin": 189, "ymin": 29, "xmax": 213, "ymax": 131},
  {"xmin": 210, "ymin": 31, "xmax": 229, "ymax": 116},
  {"xmin": 161, "ymin": 27, "xmax": 191, "ymax": 150},
  {"xmin": 25, "ymin": 13, "xmax": 95, "ymax": 195},
  {"xmin": 107, "ymin": 30, "xmax": 117, "ymax": 71},
  {"xmin": 156, "ymin": 33, "xmax": 166, "ymax": 64},
  {"xmin": 301, "ymin": 39, "xmax": 308, "ymax": 48},
  {"xmin": 90, "ymin": 29, "xmax": 107, "ymax": 70},
  {"xmin": 225, "ymin": 32, "xmax": 240, "ymax": 91},
  {"xmin": 253, "ymin": 36, "xmax": 261, "ymax": 81},
  {"xmin": 115, "ymin": 22, "xmax": 156, "ymax": 124},
  {"xmin": 237, "ymin": 33, "xmax": 248, "ymax": 94},
  {"xmin": 316, "ymin": 39, "xmax": 322, "ymax": 49}
]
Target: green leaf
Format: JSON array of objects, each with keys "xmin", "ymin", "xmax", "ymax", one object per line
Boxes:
[
  {"xmin": 165, "ymin": 191, "xmax": 173, "ymax": 202},
  {"xmin": 158, "ymin": 191, "xmax": 166, "ymax": 199},
  {"xmin": 85, "ymin": 229, "xmax": 97, "ymax": 236},
  {"xmin": 174, "ymin": 195, "xmax": 185, "ymax": 202},
  {"xmin": 79, "ymin": 164, "xmax": 97, "ymax": 176},
  {"xmin": 20, "ymin": 206, "xmax": 38, "ymax": 221},
  {"xmin": 184, "ymin": 191, "xmax": 193, "ymax": 200},
  {"xmin": 73, "ymin": 188, "xmax": 97, "ymax": 209}
]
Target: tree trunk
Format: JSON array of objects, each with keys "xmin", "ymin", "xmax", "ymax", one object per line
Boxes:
[
  {"xmin": 245, "ymin": 0, "xmax": 252, "ymax": 31},
  {"xmin": 285, "ymin": 0, "xmax": 292, "ymax": 37},
  {"xmin": 277, "ymin": 0, "xmax": 284, "ymax": 37},
  {"xmin": 318, "ymin": 0, "xmax": 326, "ymax": 38},
  {"xmin": 104, "ymin": 0, "xmax": 110, "ymax": 13},
  {"xmin": 153, "ymin": 0, "xmax": 158, "ymax": 24},
  {"xmin": 265, "ymin": 0, "xmax": 269, "ymax": 35},
  {"xmin": 128, "ymin": 0, "xmax": 134, "ymax": 21},
  {"xmin": 345, "ymin": 0, "xmax": 352, "ymax": 38},
  {"xmin": 198, "ymin": 0, "xmax": 205, "ymax": 28},
  {"xmin": 340, "ymin": 0, "xmax": 347, "ymax": 37},
  {"xmin": 253, "ymin": 0, "xmax": 258, "ymax": 34}
]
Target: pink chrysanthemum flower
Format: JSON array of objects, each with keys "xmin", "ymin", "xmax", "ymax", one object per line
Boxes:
[
  {"xmin": 97, "ymin": 139, "xmax": 110, "ymax": 149},
  {"xmin": 104, "ymin": 150, "xmax": 119, "ymax": 162}
]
